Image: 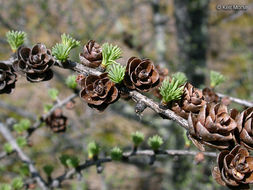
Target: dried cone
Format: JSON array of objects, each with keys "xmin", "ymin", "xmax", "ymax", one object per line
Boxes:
[
  {"xmin": 45, "ymin": 109, "xmax": 67, "ymax": 133},
  {"xmin": 80, "ymin": 73, "xmax": 119, "ymax": 111},
  {"xmin": 79, "ymin": 40, "xmax": 102, "ymax": 68},
  {"xmin": 172, "ymin": 83, "xmax": 206, "ymax": 119},
  {"xmin": 153, "ymin": 66, "xmax": 169, "ymax": 99},
  {"xmin": 202, "ymin": 87, "xmax": 220, "ymax": 103},
  {"xmin": 188, "ymin": 103, "xmax": 237, "ymax": 151},
  {"xmin": 235, "ymin": 107, "xmax": 253, "ymax": 150},
  {"xmin": 13, "ymin": 43, "xmax": 54, "ymax": 82},
  {"xmin": 124, "ymin": 57, "xmax": 160, "ymax": 92},
  {"xmin": 212, "ymin": 145, "xmax": 253, "ymax": 189},
  {"xmin": 0, "ymin": 62, "xmax": 17, "ymax": 94}
]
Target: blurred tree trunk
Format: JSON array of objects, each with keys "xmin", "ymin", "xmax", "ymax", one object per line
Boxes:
[
  {"xmin": 174, "ymin": 0, "xmax": 209, "ymax": 87},
  {"xmin": 151, "ymin": 0, "xmax": 167, "ymax": 68}
]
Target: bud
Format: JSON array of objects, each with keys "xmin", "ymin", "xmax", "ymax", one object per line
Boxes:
[
  {"xmin": 65, "ymin": 75, "xmax": 77, "ymax": 89},
  {"xmin": 3, "ymin": 143, "xmax": 13, "ymax": 154},
  {"xmin": 148, "ymin": 135, "xmax": 164, "ymax": 151},
  {"xmin": 110, "ymin": 147, "xmax": 123, "ymax": 161},
  {"xmin": 87, "ymin": 141, "xmax": 100, "ymax": 159},
  {"xmin": 131, "ymin": 131, "xmax": 144, "ymax": 146}
]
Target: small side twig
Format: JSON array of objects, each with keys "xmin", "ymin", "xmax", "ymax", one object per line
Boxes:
[
  {"xmin": 27, "ymin": 93, "xmax": 78, "ymax": 138},
  {"xmin": 217, "ymin": 93, "xmax": 253, "ymax": 107},
  {"xmin": 0, "ymin": 151, "xmax": 8, "ymax": 160},
  {"xmin": 0, "ymin": 100, "xmax": 37, "ymax": 121}
]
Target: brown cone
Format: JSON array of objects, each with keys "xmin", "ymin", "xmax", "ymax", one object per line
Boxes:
[
  {"xmin": 235, "ymin": 107, "xmax": 253, "ymax": 150},
  {"xmin": 13, "ymin": 43, "xmax": 54, "ymax": 82},
  {"xmin": 171, "ymin": 83, "xmax": 206, "ymax": 119},
  {"xmin": 79, "ymin": 73, "xmax": 119, "ymax": 111},
  {"xmin": 212, "ymin": 145, "xmax": 253, "ymax": 189},
  {"xmin": 79, "ymin": 40, "xmax": 102, "ymax": 68},
  {"xmin": 188, "ymin": 103, "xmax": 237, "ymax": 151},
  {"xmin": 0, "ymin": 62, "xmax": 17, "ymax": 94},
  {"xmin": 123, "ymin": 57, "xmax": 160, "ymax": 92},
  {"xmin": 45, "ymin": 109, "xmax": 67, "ymax": 133},
  {"xmin": 202, "ymin": 87, "xmax": 220, "ymax": 103}
]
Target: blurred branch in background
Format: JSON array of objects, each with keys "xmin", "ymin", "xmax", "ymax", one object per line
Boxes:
[{"xmin": 0, "ymin": 122, "xmax": 48, "ymax": 190}]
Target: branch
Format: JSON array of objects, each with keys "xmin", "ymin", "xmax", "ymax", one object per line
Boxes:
[
  {"xmin": 0, "ymin": 57, "xmax": 15, "ymax": 66},
  {"xmin": 129, "ymin": 91, "xmax": 189, "ymax": 129},
  {"xmin": 0, "ymin": 100, "xmax": 37, "ymax": 121},
  {"xmin": 0, "ymin": 122, "xmax": 49, "ymax": 190},
  {"xmin": 1, "ymin": 58, "xmax": 252, "ymax": 130},
  {"xmin": 0, "ymin": 151, "xmax": 8, "ymax": 160},
  {"xmin": 54, "ymin": 61, "xmax": 190, "ymax": 130},
  {"xmin": 217, "ymin": 93, "xmax": 253, "ymax": 108},
  {"xmin": 50, "ymin": 149, "xmax": 217, "ymax": 187},
  {"xmin": 27, "ymin": 93, "xmax": 78, "ymax": 137}
]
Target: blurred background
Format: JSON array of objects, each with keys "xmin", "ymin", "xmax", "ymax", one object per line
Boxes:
[{"xmin": 0, "ymin": 0, "xmax": 252, "ymax": 189}]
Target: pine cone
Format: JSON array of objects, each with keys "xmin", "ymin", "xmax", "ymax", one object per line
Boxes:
[
  {"xmin": 124, "ymin": 57, "xmax": 160, "ymax": 92},
  {"xmin": 202, "ymin": 88, "xmax": 220, "ymax": 103},
  {"xmin": 80, "ymin": 73, "xmax": 119, "ymax": 111},
  {"xmin": 153, "ymin": 66, "xmax": 169, "ymax": 99},
  {"xmin": 79, "ymin": 40, "xmax": 102, "ymax": 68},
  {"xmin": 13, "ymin": 43, "xmax": 54, "ymax": 82},
  {"xmin": 171, "ymin": 83, "xmax": 206, "ymax": 119},
  {"xmin": 0, "ymin": 62, "xmax": 17, "ymax": 94},
  {"xmin": 212, "ymin": 145, "xmax": 253, "ymax": 189},
  {"xmin": 45, "ymin": 109, "xmax": 67, "ymax": 133},
  {"xmin": 188, "ymin": 103, "xmax": 237, "ymax": 151},
  {"xmin": 235, "ymin": 107, "xmax": 253, "ymax": 150}
]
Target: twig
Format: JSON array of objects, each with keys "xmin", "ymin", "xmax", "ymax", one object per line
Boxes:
[
  {"xmin": 27, "ymin": 93, "xmax": 78, "ymax": 137},
  {"xmin": 0, "ymin": 151, "xmax": 8, "ymax": 160},
  {"xmin": 217, "ymin": 93, "xmax": 253, "ymax": 107},
  {"xmin": 0, "ymin": 57, "xmax": 15, "ymax": 66},
  {"xmin": 55, "ymin": 61, "xmax": 191, "ymax": 130},
  {"xmin": 2, "ymin": 58, "xmax": 252, "ymax": 109},
  {"xmin": 129, "ymin": 91, "xmax": 189, "ymax": 130},
  {"xmin": 0, "ymin": 100, "xmax": 37, "ymax": 121},
  {"xmin": 50, "ymin": 149, "xmax": 216, "ymax": 187},
  {"xmin": 0, "ymin": 122, "xmax": 48, "ymax": 190},
  {"xmin": 2, "ymin": 58, "xmax": 252, "ymax": 129},
  {"xmin": 50, "ymin": 150, "xmax": 217, "ymax": 187}
]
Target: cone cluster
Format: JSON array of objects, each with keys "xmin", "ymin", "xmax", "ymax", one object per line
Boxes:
[
  {"xmin": 2, "ymin": 36, "xmax": 253, "ymax": 189},
  {"xmin": 161, "ymin": 80, "xmax": 253, "ymax": 189},
  {"xmin": 78, "ymin": 41, "xmax": 161, "ymax": 111}
]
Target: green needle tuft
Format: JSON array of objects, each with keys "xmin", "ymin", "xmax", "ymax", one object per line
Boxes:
[
  {"xmin": 107, "ymin": 63, "xmax": 126, "ymax": 83},
  {"xmin": 6, "ymin": 30, "xmax": 27, "ymax": 52},
  {"xmin": 159, "ymin": 76, "xmax": 184, "ymax": 104},
  {"xmin": 101, "ymin": 43, "xmax": 122, "ymax": 67},
  {"xmin": 52, "ymin": 34, "xmax": 80, "ymax": 62},
  {"xmin": 148, "ymin": 135, "xmax": 164, "ymax": 151},
  {"xmin": 210, "ymin": 70, "xmax": 226, "ymax": 88}
]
